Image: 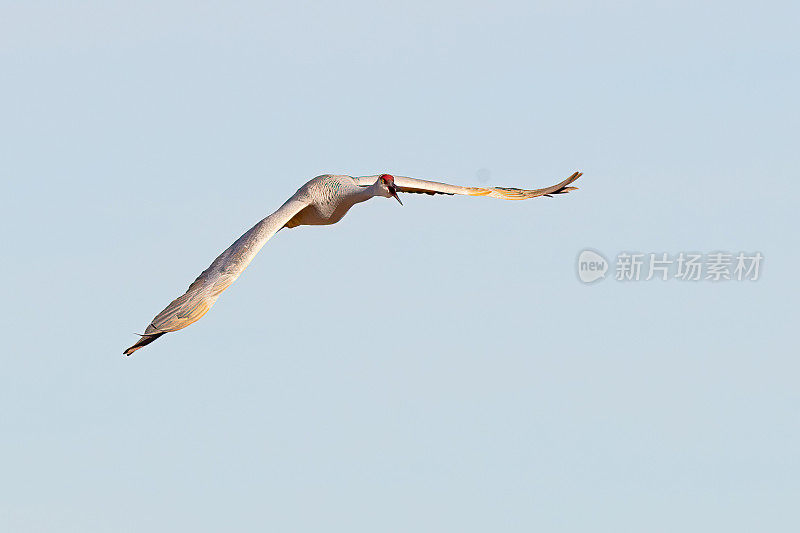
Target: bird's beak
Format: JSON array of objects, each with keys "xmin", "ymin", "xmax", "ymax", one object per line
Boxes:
[{"xmin": 388, "ymin": 184, "xmax": 403, "ymax": 206}]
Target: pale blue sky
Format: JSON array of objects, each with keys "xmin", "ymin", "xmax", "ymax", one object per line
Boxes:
[{"xmin": 1, "ymin": 1, "xmax": 798, "ymax": 531}]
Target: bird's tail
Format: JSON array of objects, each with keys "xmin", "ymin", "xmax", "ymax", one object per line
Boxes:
[{"xmin": 123, "ymin": 332, "xmax": 165, "ymax": 356}]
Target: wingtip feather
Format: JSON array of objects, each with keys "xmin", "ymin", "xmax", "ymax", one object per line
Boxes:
[{"xmin": 123, "ymin": 332, "xmax": 165, "ymax": 356}]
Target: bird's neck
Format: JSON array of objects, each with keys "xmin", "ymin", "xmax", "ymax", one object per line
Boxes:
[{"xmin": 353, "ymin": 181, "xmax": 383, "ymax": 203}]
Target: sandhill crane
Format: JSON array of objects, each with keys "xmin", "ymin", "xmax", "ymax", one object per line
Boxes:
[{"xmin": 124, "ymin": 171, "xmax": 583, "ymax": 355}]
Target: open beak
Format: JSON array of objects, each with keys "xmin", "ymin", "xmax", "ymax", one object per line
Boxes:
[{"xmin": 388, "ymin": 184, "xmax": 403, "ymax": 206}]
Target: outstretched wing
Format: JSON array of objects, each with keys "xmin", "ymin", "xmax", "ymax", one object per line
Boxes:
[
  {"xmin": 354, "ymin": 171, "xmax": 582, "ymax": 200},
  {"xmin": 141, "ymin": 197, "xmax": 310, "ymax": 337}
]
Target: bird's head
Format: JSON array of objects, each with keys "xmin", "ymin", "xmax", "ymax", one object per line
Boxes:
[{"xmin": 377, "ymin": 174, "xmax": 403, "ymax": 205}]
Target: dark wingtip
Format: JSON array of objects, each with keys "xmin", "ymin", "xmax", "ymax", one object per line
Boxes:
[
  {"xmin": 552, "ymin": 172, "xmax": 583, "ymax": 195},
  {"xmin": 123, "ymin": 332, "xmax": 166, "ymax": 356}
]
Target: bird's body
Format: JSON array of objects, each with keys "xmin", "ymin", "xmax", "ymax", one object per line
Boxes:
[
  {"xmin": 124, "ymin": 171, "xmax": 583, "ymax": 355},
  {"xmin": 286, "ymin": 174, "xmax": 372, "ymax": 227}
]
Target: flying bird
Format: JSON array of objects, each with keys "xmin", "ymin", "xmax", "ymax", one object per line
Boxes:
[{"xmin": 124, "ymin": 171, "xmax": 583, "ymax": 355}]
